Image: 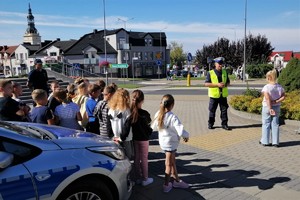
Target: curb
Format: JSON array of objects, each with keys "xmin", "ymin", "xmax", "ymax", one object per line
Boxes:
[{"xmin": 230, "ymin": 107, "xmax": 300, "ymax": 128}]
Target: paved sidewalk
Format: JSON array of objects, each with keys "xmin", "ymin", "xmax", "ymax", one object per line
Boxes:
[{"xmin": 129, "ymin": 93, "xmax": 300, "ymax": 200}]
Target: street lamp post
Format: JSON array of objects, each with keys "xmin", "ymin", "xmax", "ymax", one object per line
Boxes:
[
  {"xmin": 117, "ymin": 17, "xmax": 134, "ymax": 80},
  {"xmin": 159, "ymin": 27, "xmax": 167, "ymax": 80},
  {"xmin": 243, "ymin": 0, "xmax": 247, "ymax": 82},
  {"xmin": 131, "ymin": 57, "xmax": 138, "ymax": 85},
  {"xmin": 102, "ymin": 0, "xmax": 108, "ymax": 84}
]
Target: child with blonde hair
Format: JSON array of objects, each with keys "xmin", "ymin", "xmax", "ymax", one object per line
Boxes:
[
  {"xmin": 72, "ymin": 82, "xmax": 89, "ymax": 129},
  {"xmin": 108, "ymin": 88, "xmax": 133, "ymax": 159},
  {"xmin": 151, "ymin": 94, "xmax": 189, "ymax": 193},
  {"xmin": 260, "ymin": 69, "xmax": 285, "ymax": 147}
]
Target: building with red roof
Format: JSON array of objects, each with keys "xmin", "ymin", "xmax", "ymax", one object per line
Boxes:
[
  {"xmin": 0, "ymin": 45, "xmax": 18, "ymax": 76},
  {"xmin": 269, "ymin": 51, "xmax": 299, "ymax": 71},
  {"xmin": 294, "ymin": 52, "xmax": 300, "ymax": 59}
]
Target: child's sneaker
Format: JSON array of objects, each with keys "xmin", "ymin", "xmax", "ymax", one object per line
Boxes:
[
  {"xmin": 163, "ymin": 182, "xmax": 173, "ymax": 193},
  {"xmin": 142, "ymin": 178, "xmax": 153, "ymax": 186},
  {"xmin": 173, "ymin": 180, "xmax": 189, "ymax": 188}
]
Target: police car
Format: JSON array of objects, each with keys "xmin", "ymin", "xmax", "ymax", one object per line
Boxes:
[{"xmin": 0, "ymin": 121, "xmax": 133, "ymax": 200}]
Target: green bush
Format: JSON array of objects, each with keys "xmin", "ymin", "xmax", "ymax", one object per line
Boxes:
[
  {"xmin": 229, "ymin": 95, "xmax": 255, "ymax": 111},
  {"xmin": 229, "ymin": 90, "xmax": 300, "ymax": 120},
  {"xmin": 280, "ymin": 90, "xmax": 300, "ymax": 120},
  {"xmin": 246, "ymin": 64, "xmax": 273, "ymax": 78},
  {"xmin": 248, "ymin": 97, "xmax": 263, "ymax": 114},
  {"xmin": 278, "ymin": 58, "xmax": 300, "ymax": 92},
  {"xmin": 243, "ymin": 88, "xmax": 261, "ymax": 98}
]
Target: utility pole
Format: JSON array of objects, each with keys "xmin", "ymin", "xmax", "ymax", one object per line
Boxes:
[
  {"xmin": 102, "ymin": 0, "xmax": 108, "ymax": 84},
  {"xmin": 243, "ymin": 0, "xmax": 247, "ymax": 82},
  {"xmin": 159, "ymin": 27, "xmax": 167, "ymax": 79},
  {"xmin": 117, "ymin": 17, "xmax": 134, "ymax": 80}
]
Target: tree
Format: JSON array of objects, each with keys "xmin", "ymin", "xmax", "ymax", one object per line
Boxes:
[
  {"xmin": 195, "ymin": 38, "xmax": 242, "ymax": 70},
  {"xmin": 169, "ymin": 41, "xmax": 186, "ymax": 69},
  {"xmin": 278, "ymin": 58, "xmax": 300, "ymax": 92},
  {"xmin": 195, "ymin": 34, "xmax": 274, "ymax": 71},
  {"xmin": 239, "ymin": 33, "xmax": 274, "ymax": 65}
]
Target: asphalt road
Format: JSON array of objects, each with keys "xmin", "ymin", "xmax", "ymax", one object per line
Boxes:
[
  {"xmin": 142, "ymin": 85, "xmax": 264, "ymax": 96},
  {"xmin": 143, "ymin": 88, "xmax": 245, "ymax": 96}
]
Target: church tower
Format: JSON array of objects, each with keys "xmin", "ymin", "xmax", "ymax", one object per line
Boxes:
[{"xmin": 23, "ymin": 3, "xmax": 41, "ymax": 45}]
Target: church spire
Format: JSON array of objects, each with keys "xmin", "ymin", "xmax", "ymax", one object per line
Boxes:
[
  {"xmin": 23, "ymin": 4, "xmax": 41, "ymax": 45},
  {"xmin": 26, "ymin": 3, "xmax": 38, "ymax": 34}
]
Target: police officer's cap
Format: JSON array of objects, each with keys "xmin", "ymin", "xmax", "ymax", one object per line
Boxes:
[
  {"xmin": 34, "ymin": 59, "xmax": 43, "ymax": 64},
  {"xmin": 213, "ymin": 57, "xmax": 225, "ymax": 64}
]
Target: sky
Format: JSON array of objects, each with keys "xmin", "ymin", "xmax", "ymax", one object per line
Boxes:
[{"xmin": 0, "ymin": 0, "xmax": 300, "ymax": 55}]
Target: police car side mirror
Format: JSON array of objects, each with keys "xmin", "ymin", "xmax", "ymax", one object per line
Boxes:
[{"xmin": 0, "ymin": 151, "xmax": 14, "ymax": 169}]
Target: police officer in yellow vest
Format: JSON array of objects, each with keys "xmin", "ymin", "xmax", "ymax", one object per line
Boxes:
[{"xmin": 204, "ymin": 57, "xmax": 231, "ymax": 130}]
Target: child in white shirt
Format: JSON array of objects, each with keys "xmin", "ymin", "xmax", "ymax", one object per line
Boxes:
[{"xmin": 152, "ymin": 94, "xmax": 189, "ymax": 193}]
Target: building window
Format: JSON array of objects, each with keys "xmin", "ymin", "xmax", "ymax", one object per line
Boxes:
[
  {"xmin": 119, "ymin": 37, "xmax": 126, "ymax": 45},
  {"xmin": 123, "ymin": 51, "xmax": 129, "ymax": 61},
  {"xmin": 144, "ymin": 52, "xmax": 153, "ymax": 61},
  {"xmin": 119, "ymin": 37, "xmax": 126, "ymax": 50},
  {"xmin": 133, "ymin": 52, "xmax": 142, "ymax": 60},
  {"xmin": 149, "ymin": 52, "xmax": 153, "ymax": 60},
  {"xmin": 144, "ymin": 38, "xmax": 152, "ymax": 46},
  {"xmin": 50, "ymin": 52, "xmax": 57, "ymax": 56}
]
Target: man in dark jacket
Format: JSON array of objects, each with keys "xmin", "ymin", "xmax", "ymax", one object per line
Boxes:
[{"xmin": 27, "ymin": 59, "xmax": 49, "ymax": 95}]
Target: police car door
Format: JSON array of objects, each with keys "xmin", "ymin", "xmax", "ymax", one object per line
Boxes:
[{"xmin": 0, "ymin": 137, "xmax": 38, "ymax": 200}]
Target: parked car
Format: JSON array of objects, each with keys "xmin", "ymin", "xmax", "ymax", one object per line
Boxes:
[
  {"xmin": 0, "ymin": 121, "xmax": 133, "ymax": 200},
  {"xmin": 180, "ymin": 70, "xmax": 192, "ymax": 77}
]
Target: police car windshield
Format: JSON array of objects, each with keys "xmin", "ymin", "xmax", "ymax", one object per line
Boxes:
[{"xmin": 0, "ymin": 121, "xmax": 51, "ymax": 140}]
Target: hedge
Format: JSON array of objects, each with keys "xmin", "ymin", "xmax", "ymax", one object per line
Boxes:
[{"xmin": 229, "ymin": 90, "xmax": 300, "ymax": 120}]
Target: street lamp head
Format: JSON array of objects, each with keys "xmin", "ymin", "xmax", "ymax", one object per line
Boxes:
[{"xmin": 117, "ymin": 17, "xmax": 134, "ymax": 29}]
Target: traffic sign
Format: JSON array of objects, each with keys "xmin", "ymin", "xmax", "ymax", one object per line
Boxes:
[
  {"xmin": 156, "ymin": 60, "xmax": 161, "ymax": 66},
  {"xmin": 187, "ymin": 53, "xmax": 193, "ymax": 62},
  {"xmin": 110, "ymin": 64, "xmax": 128, "ymax": 68}
]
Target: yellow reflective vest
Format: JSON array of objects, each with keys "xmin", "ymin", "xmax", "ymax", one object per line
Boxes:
[{"xmin": 208, "ymin": 69, "xmax": 228, "ymax": 98}]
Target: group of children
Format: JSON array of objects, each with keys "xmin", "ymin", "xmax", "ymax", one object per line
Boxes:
[{"xmin": 0, "ymin": 77, "xmax": 190, "ymax": 193}]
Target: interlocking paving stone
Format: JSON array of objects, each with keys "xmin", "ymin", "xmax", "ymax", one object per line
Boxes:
[{"xmin": 129, "ymin": 93, "xmax": 300, "ymax": 200}]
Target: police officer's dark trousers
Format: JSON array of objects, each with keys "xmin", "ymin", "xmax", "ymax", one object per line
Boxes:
[{"xmin": 208, "ymin": 97, "xmax": 229, "ymax": 126}]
